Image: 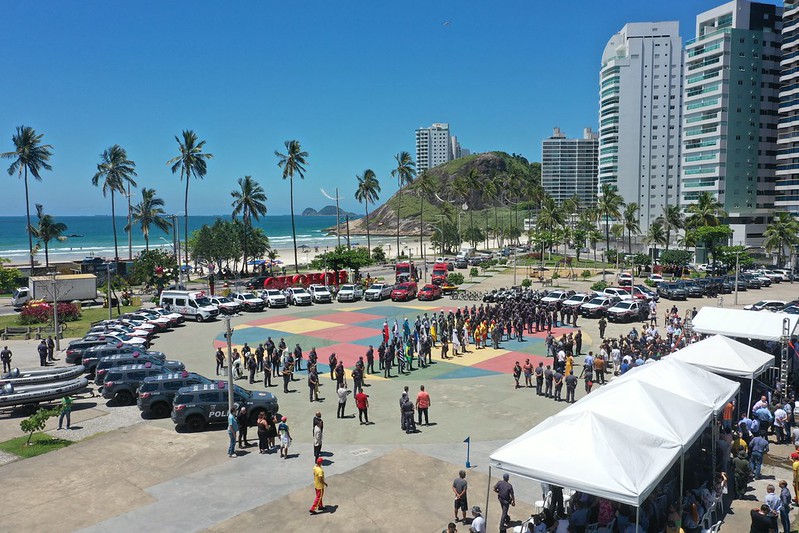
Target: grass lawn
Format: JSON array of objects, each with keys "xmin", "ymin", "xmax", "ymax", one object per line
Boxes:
[
  {"xmin": 0, "ymin": 432, "xmax": 72, "ymax": 459},
  {"xmin": 0, "ymin": 305, "xmax": 139, "ymax": 338}
]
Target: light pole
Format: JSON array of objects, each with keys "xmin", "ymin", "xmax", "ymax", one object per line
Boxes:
[
  {"xmin": 50, "ymin": 270, "xmax": 60, "ymax": 351},
  {"xmin": 733, "ymin": 246, "xmax": 757, "ymax": 306},
  {"xmin": 224, "ymin": 315, "xmax": 235, "ymax": 414}
]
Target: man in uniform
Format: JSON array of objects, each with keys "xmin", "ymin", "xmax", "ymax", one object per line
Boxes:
[
  {"xmin": 544, "ymin": 364, "xmax": 554, "ymax": 398},
  {"xmin": 37, "ymin": 339, "xmax": 49, "ymax": 367},
  {"xmin": 1, "ymin": 346, "xmax": 12, "ymax": 373},
  {"xmin": 598, "ymin": 316, "xmax": 607, "ymax": 339},
  {"xmin": 366, "ymin": 345, "xmax": 375, "ymax": 374},
  {"xmin": 534, "ymin": 362, "xmax": 544, "ymax": 396},
  {"xmin": 565, "ymin": 370, "xmax": 578, "ymax": 403},
  {"xmin": 46, "ymin": 335, "xmax": 56, "ymax": 362},
  {"xmin": 733, "ymin": 448, "xmax": 752, "ymax": 498},
  {"xmin": 494, "ymin": 473, "xmax": 515, "ymax": 531}
]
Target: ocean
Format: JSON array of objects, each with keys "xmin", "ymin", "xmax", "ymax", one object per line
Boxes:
[{"xmin": 0, "ymin": 215, "xmax": 361, "ymax": 263}]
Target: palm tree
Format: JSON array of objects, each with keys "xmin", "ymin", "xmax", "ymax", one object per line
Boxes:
[
  {"xmin": 660, "ymin": 205, "xmax": 684, "ymax": 251},
  {"xmin": 685, "ymin": 191, "xmax": 726, "ymax": 228},
  {"xmin": 623, "ymin": 202, "xmax": 640, "ymax": 254},
  {"xmin": 677, "ymin": 229, "xmax": 697, "ymax": 251},
  {"xmin": 231, "ymin": 175, "xmax": 268, "ymax": 273},
  {"xmin": 645, "ymin": 220, "xmax": 667, "ymax": 259},
  {"xmin": 391, "ymin": 151, "xmax": 416, "ymax": 260},
  {"xmin": 410, "ymin": 171, "xmax": 437, "ymax": 262},
  {"xmin": 168, "ymin": 130, "xmax": 213, "ymax": 275},
  {"xmin": 597, "ymin": 185, "xmax": 624, "ymax": 254},
  {"xmin": 355, "ymin": 169, "xmax": 381, "ymax": 256},
  {"xmin": 128, "ymin": 188, "xmax": 171, "ymax": 251},
  {"xmin": 537, "ymin": 195, "xmax": 564, "ymax": 259},
  {"xmin": 92, "ymin": 145, "xmax": 137, "ymax": 265},
  {"xmin": 1, "ymin": 126, "xmax": 54, "ymax": 273},
  {"xmin": 30, "ymin": 204, "xmax": 67, "ymax": 268},
  {"xmin": 275, "ymin": 140, "xmax": 309, "ymax": 273},
  {"xmin": 763, "ymin": 212, "xmax": 799, "ymax": 267}
]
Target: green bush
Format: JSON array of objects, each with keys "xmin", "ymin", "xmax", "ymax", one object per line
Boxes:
[
  {"xmin": 498, "ymin": 258, "xmax": 507, "ymax": 265},
  {"xmin": 581, "ymin": 270, "xmax": 592, "ymax": 279},
  {"xmin": 551, "ymin": 272, "xmax": 560, "ymax": 280},
  {"xmin": 644, "ymin": 278, "xmax": 655, "ymax": 287},
  {"xmin": 591, "ymin": 280, "xmax": 608, "ymax": 292},
  {"xmin": 20, "ymin": 407, "xmax": 59, "ymax": 446},
  {"xmin": 521, "ymin": 278, "xmax": 532, "ymax": 288},
  {"xmin": 469, "ymin": 267, "xmax": 479, "ymax": 278},
  {"xmin": 447, "ymin": 272, "xmax": 464, "ymax": 285}
]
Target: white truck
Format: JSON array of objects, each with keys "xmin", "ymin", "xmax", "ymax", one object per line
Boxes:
[
  {"xmin": 12, "ymin": 274, "xmax": 99, "ymax": 309},
  {"xmin": 159, "ymin": 290, "xmax": 220, "ymax": 322},
  {"xmin": 455, "ymin": 248, "xmax": 476, "ymax": 261}
]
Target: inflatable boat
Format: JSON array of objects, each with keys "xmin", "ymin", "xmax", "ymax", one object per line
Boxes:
[
  {"xmin": 0, "ymin": 365, "xmax": 86, "ymax": 386},
  {"xmin": 0, "ymin": 377, "xmax": 90, "ymax": 408}
]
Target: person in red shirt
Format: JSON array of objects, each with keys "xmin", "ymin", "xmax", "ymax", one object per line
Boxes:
[
  {"xmin": 416, "ymin": 385, "xmax": 431, "ymax": 426},
  {"xmin": 355, "ymin": 390, "xmax": 370, "ymax": 424}
]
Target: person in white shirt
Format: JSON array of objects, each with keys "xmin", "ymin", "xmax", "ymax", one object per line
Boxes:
[{"xmin": 469, "ymin": 506, "xmax": 486, "ymax": 533}]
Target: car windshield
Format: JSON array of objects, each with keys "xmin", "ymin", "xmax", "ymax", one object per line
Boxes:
[
  {"xmin": 340, "ymin": 285, "xmax": 354, "ymax": 291},
  {"xmin": 753, "ymin": 301, "xmax": 767, "ymax": 306},
  {"xmin": 368, "ymin": 285, "xmax": 383, "ymax": 290},
  {"xmin": 242, "ymin": 293, "xmax": 259, "ymax": 300},
  {"xmin": 266, "ymin": 290, "xmax": 281, "ymax": 296},
  {"xmin": 216, "ymin": 297, "xmax": 232, "ymax": 303},
  {"xmin": 615, "ymin": 302, "xmax": 632, "ymax": 310},
  {"xmin": 587, "ymin": 298, "xmax": 605, "ymax": 305},
  {"xmin": 195, "ymin": 297, "xmax": 212, "ymax": 307}
]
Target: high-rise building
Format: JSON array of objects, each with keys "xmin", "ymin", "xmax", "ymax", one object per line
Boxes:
[
  {"xmin": 598, "ymin": 21, "xmax": 684, "ymax": 229},
  {"xmin": 542, "ymin": 127, "xmax": 599, "ymax": 207},
  {"xmin": 681, "ymin": 0, "xmax": 781, "ymax": 245},
  {"xmin": 777, "ymin": 2, "xmax": 799, "ymax": 218},
  {"xmin": 415, "ymin": 123, "xmax": 452, "ymax": 173}
]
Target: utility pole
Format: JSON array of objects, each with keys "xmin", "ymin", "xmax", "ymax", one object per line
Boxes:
[
  {"xmin": 107, "ymin": 266, "xmax": 112, "ymax": 321},
  {"xmin": 171, "ymin": 215, "xmax": 180, "ymax": 286},
  {"xmin": 225, "ymin": 315, "xmax": 235, "ymax": 415},
  {"xmin": 50, "ymin": 270, "xmax": 60, "ymax": 351},
  {"xmin": 346, "ymin": 215, "xmax": 351, "ymax": 250},
  {"xmin": 127, "ymin": 182, "xmax": 133, "ymax": 261}
]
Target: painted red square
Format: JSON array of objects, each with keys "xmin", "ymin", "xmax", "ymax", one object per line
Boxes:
[
  {"xmin": 307, "ymin": 324, "xmax": 379, "ymax": 342},
  {"xmin": 312, "ymin": 312, "xmax": 383, "ymax": 325}
]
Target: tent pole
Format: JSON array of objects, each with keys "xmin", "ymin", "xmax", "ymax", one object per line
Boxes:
[
  {"xmin": 748, "ymin": 379, "xmax": 755, "ymax": 415},
  {"xmin": 679, "ymin": 454, "xmax": 685, "ymax": 519},
  {"xmin": 635, "ymin": 505, "xmax": 640, "ymax": 533},
  {"xmin": 485, "ymin": 466, "xmax": 492, "ymax": 526}
]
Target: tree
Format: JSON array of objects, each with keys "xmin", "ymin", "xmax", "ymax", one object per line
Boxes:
[
  {"xmin": 463, "ymin": 226, "xmax": 485, "ymax": 248},
  {"xmin": 660, "ymin": 205, "xmax": 683, "ymax": 251},
  {"xmin": 275, "ymin": 140, "xmax": 308, "ymax": 274},
  {"xmin": 693, "ymin": 225, "xmax": 733, "ymax": 265},
  {"xmin": 644, "ymin": 220, "xmax": 667, "ymax": 259},
  {"xmin": 189, "ymin": 219, "xmax": 241, "ymax": 271},
  {"xmin": 685, "ymin": 191, "xmax": 726, "ymax": 228},
  {"xmin": 597, "ymin": 185, "xmax": 624, "ymax": 254},
  {"xmin": 537, "ymin": 195, "xmax": 564, "ymax": 258},
  {"xmin": 763, "ymin": 212, "xmax": 799, "ymax": 267},
  {"xmin": 677, "ymin": 229, "xmax": 697, "ymax": 251},
  {"xmin": 20, "ymin": 407, "xmax": 59, "ymax": 446},
  {"xmin": 92, "ymin": 144, "xmax": 137, "ymax": 265},
  {"xmin": 371, "ymin": 246, "xmax": 386, "ymax": 264},
  {"xmin": 231, "ymin": 175, "xmax": 268, "ymax": 274},
  {"xmin": 715, "ymin": 245, "xmax": 755, "ymax": 272},
  {"xmin": 128, "ymin": 188, "xmax": 171, "ymax": 251},
  {"xmin": 659, "ymin": 250, "xmax": 693, "ymax": 270},
  {"xmin": 309, "ymin": 246, "xmax": 373, "ymax": 280},
  {"xmin": 30, "ymin": 204, "xmax": 67, "ymax": 268},
  {"xmin": 168, "ymin": 130, "xmax": 213, "ymax": 276},
  {"xmin": 622, "ymin": 202, "xmax": 640, "ymax": 254},
  {"xmin": 354, "ymin": 169, "xmax": 381, "ymax": 256},
  {"xmin": 410, "ymin": 171, "xmax": 437, "ymax": 260},
  {"xmin": 430, "ymin": 219, "xmax": 461, "ymax": 254},
  {"xmin": 390, "ymin": 151, "xmax": 416, "ymax": 259},
  {"xmin": 1, "ymin": 126, "xmax": 54, "ymax": 273},
  {"xmin": 588, "ymin": 229, "xmax": 603, "ymax": 262},
  {"xmin": 0, "ymin": 258, "xmax": 22, "ymax": 293},
  {"xmin": 130, "ymin": 248, "xmax": 179, "ymax": 287}
]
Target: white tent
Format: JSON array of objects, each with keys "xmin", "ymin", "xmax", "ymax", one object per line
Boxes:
[
  {"xmin": 668, "ymin": 335, "xmax": 774, "ymax": 379},
  {"xmin": 489, "ymin": 410, "xmax": 683, "ymax": 506},
  {"xmin": 692, "ymin": 307, "xmax": 799, "ymax": 342}
]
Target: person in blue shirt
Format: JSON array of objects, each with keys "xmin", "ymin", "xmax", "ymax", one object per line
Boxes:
[{"xmin": 227, "ymin": 404, "xmax": 239, "ymax": 457}]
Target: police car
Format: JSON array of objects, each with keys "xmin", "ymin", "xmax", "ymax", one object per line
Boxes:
[
  {"xmin": 101, "ymin": 363, "xmax": 168, "ymax": 405},
  {"xmin": 137, "ymin": 371, "xmax": 212, "ymax": 418},
  {"xmin": 171, "ymin": 382, "xmax": 279, "ymax": 432}
]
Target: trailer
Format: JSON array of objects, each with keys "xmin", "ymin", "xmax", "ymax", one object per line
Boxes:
[{"xmin": 11, "ymin": 274, "xmax": 99, "ymax": 309}]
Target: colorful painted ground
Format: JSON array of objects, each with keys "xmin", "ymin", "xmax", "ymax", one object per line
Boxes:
[{"xmin": 213, "ymin": 303, "xmax": 588, "ymax": 381}]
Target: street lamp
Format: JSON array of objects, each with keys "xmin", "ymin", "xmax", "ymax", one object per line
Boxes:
[{"xmin": 734, "ymin": 246, "xmax": 757, "ymax": 306}]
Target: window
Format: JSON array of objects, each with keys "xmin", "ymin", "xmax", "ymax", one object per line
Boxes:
[{"xmin": 200, "ymin": 392, "xmax": 221, "ymax": 402}]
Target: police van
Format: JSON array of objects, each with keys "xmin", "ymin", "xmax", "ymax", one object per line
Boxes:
[{"xmin": 159, "ymin": 290, "xmax": 219, "ymax": 322}]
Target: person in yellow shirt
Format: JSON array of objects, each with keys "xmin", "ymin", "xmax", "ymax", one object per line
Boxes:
[
  {"xmin": 309, "ymin": 457, "xmax": 328, "ymax": 514},
  {"xmin": 731, "ymin": 432, "xmax": 748, "ymax": 457},
  {"xmin": 792, "ymin": 452, "xmax": 799, "ymax": 504}
]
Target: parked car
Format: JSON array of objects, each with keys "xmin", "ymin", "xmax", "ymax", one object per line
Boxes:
[
  {"xmin": 364, "ymin": 283, "xmax": 393, "ymax": 301},
  {"xmin": 606, "ymin": 301, "xmax": 648, "ymax": 323},
  {"xmin": 743, "ymin": 300, "xmax": 787, "ymax": 311},
  {"xmin": 80, "ymin": 344, "xmax": 166, "ymax": 374},
  {"xmin": 617, "ymin": 272, "xmax": 633, "ymax": 287},
  {"xmin": 602, "ymin": 287, "xmax": 631, "ymax": 300},
  {"xmin": 417, "ymin": 284, "xmax": 443, "ymax": 301},
  {"xmin": 95, "ymin": 353, "xmax": 185, "ymax": 386},
  {"xmin": 260, "ymin": 289, "xmax": 288, "ymax": 308},
  {"xmin": 137, "ymin": 371, "xmax": 213, "ymax": 418},
  {"xmin": 657, "ymin": 282, "xmax": 688, "ymax": 301},
  {"xmin": 563, "ymin": 293, "xmax": 595, "ymax": 311},
  {"xmin": 101, "ymin": 363, "xmax": 168, "ymax": 405},
  {"xmin": 391, "ymin": 282, "xmax": 418, "ymax": 302},
  {"xmin": 285, "ymin": 287, "xmax": 313, "ymax": 305},
  {"xmin": 677, "ymin": 280, "xmax": 704, "ymax": 298},
  {"xmin": 308, "ymin": 284, "xmax": 333, "ymax": 303},
  {"xmin": 541, "ymin": 290, "xmax": 576, "ymax": 305},
  {"xmin": 648, "ymin": 274, "xmax": 664, "ymax": 284},
  {"xmin": 336, "ymin": 284, "xmax": 364, "ymax": 302},
  {"xmin": 245, "ymin": 276, "xmax": 269, "ymax": 290},
  {"xmin": 171, "ymin": 382, "xmax": 279, "ymax": 432},
  {"xmin": 454, "ymin": 258, "xmax": 468, "ymax": 269},
  {"xmin": 229, "ymin": 291, "xmax": 266, "ymax": 311},
  {"xmin": 580, "ymin": 296, "xmax": 620, "ymax": 318},
  {"xmin": 208, "ymin": 296, "xmax": 242, "ymax": 314}
]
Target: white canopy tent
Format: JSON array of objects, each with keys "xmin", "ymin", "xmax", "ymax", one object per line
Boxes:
[{"xmin": 692, "ymin": 307, "xmax": 799, "ymax": 342}]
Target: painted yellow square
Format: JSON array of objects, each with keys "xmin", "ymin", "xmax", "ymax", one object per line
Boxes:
[{"xmin": 265, "ymin": 318, "xmax": 342, "ymax": 334}]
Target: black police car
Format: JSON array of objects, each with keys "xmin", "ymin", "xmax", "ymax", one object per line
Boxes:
[
  {"xmin": 95, "ymin": 353, "xmax": 184, "ymax": 386},
  {"xmin": 101, "ymin": 363, "xmax": 168, "ymax": 405},
  {"xmin": 171, "ymin": 382, "xmax": 279, "ymax": 432},
  {"xmin": 137, "ymin": 371, "xmax": 212, "ymax": 418}
]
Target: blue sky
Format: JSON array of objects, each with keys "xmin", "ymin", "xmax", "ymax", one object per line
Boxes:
[{"xmin": 0, "ymin": 0, "xmax": 780, "ymax": 216}]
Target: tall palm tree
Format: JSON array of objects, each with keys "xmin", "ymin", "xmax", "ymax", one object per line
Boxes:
[
  {"xmin": 763, "ymin": 212, "xmax": 799, "ymax": 267},
  {"xmin": 537, "ymin": 195, "xmax": 564, "ymax": 258},
  {"xmin": 275, "ymin": 140, "xmax": 308, "ymax": 273},
  {"xmin": 685, "ymin": 191, "xmax": 726, "ymax": 228},
  {"xmin": 482, "ymin": 177, "xmax": 499, "ymax": 247},
  {"xmin": 231, "ymin": 175, "xmax": 268, "ymax": 273},
  {"xmin": 128, "ymin": 188, "xmax": 171, "ymax": 251},
  {"xmin": 92, "ymin": 145, "xmax": 137, "ymax": 265},
  {"xmin": 597, "ymin": 184, "xmax": 624, "ymax": 254},
  {"xmin": 410, "ymin": 171, "xmax": 437, "ymax": 262},
  {"xmin": 677, "ymin": 229, "xmax": 697, "ymax": 251},
  {"xmin": 623, "ymin": 202, "xmax": 640, "ymax": 254},
  {"xmin": 355, "ymin": 169, "xmax": 381, "ymax": 255},
  {"xmin": 1, "ymin": 126, "xmax": 53, "ymax": 273},
  {"xmin": 645, "ymin": 220, "xmax": 667, "ymax": 259},
  {"xmin": 391, "ymin": 151, "xmax": 416, "ymax": 259},
  {"xmin": 168, "ymin": 130, "xmax": 213, "ymax": 275},
  {"xmin": 660, "ymin": 205, "xmax": 684, "ymax": 251},
  {"xmin": 30, "ymin": 204, "xmax": 67, "ymax": 268}
]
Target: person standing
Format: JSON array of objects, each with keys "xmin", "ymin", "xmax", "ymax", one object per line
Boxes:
[
  {"xmin": 494, "ymin": 473, "xmax": 515, "ymax": 532},
  {"xmin": 534, "ymin": 362, "xmax": 544, "ymax": 396},
  {"xmin": 1, "ymin": 346, "xmax": 12, "ymax": 373},
  {"xmin": 37, "ymin": 339, "xmax": 48, "ymax": 367},
  {"xmin": 57, "ymin": 394, "xmax": 73, "ymax": 430},
  {"xmin": 336, "ymin": 384, "xmax": 350, "ymax": 419},
  {"xmin": 512, "ymin": 361, "xmax": 522, "ymax": 389},
  {"xmin": 416, "ymin": 385, "xmax": 431, "ymax": 426},
  {"xmin": 574, "ymin": 330, "xmax": 582, "ymax": 355},
  {"xmin": 469, "ymin": 506, "xmax": 486, "ymax": 533},
  {"xmin": 452, "ymin": 470, "xmax": 468, "ymax": 523},
  {"xmin": 779, "ymin": 480, "xmax": 792, "ymax": 533},
  {"xmin": 366, "ymin": 345, "xmax": 375, "ymax": 374},
  {"xmin": 750, "ymin": 432, "xmax": 770, "ymax": 480},
  {"xmin": 352, "ymin": 365, "xmax": 363, "ymax": 394},
  {"xmin": 307, "ymin": 364, "xmax": 319, "ymax": 402},
  {"xmin": 313, "ymin": 418, "xmax": 323, "ymax": 460},
  {"xmin": 309, "ymin": 457, "xmax": 328, "ymax": 514},
  {"xmin": 227, "ymin": 406, "xmax": 239, "ymax": 458},
  {"xmin": 523, "ymin": 359, "xmax": 533, "ymax": 388},
  {"xmin": 544, "ymin": 365, "xmax": 554, "ymax": 398},
  {"xmin": 734, "ymin": 449, "xmax": 752, "ymax": 497},
  {"xmin": 598, "ymin": 316, "xmax": 607, "ymax": 339},
  {"xmin": 257, "ymin": 411, "xmax": 269, "ymax": 454},
  {"xmin": 355, "ymin": 390, "xmax": 369, "ymax": 424},
  {"xmin": 553, "ymin": 369, "xmax": 564, "ymax": 402},
  {"xmin": 278, "ymin": 416, "xmax": 292, "ymax": 459},
  {"xmin": 236, "ymin": 405, "xmax": 249, "ymax": 447},
  {"xmin": 282, "ymin": 357, "xmax": 292, "ymax": 393},
  {"xmin": 750, "ymin": 504, "xmax": 778, "ymax": 533},
  {"xmin": 565, "ymin": 371, "xmax": 578, "ymax": 403},
  {"xmin": 46, "ymin": 335, "xmax": 55, "ymax": 362}
]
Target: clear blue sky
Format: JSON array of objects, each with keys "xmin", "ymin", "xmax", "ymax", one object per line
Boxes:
[{"xmin": 0, "ymin": 0, "xmax": 779, "ymax": 216}]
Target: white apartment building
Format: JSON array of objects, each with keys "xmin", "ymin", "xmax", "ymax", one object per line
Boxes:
[
  {"xmin": 777, "ymin": 1, "xmax": 799, "ymax": 217},
  {"xmin": 598, "ymin": 21, "xmax": 684, "ymax": 230},
  {"xmin": 542, "ymin": 127, "xmax": 599, "ymax": 207},
  {"xmin": 681, "ymin": 0, "xmax": 781, "ymax": 246},
  {"xmin": 415, "ymin": 123, "xmax": 452, "ymax": 173}
]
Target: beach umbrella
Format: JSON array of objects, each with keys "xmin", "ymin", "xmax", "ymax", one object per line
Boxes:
[{"xmin": 247, "ymin": 259, "xmax": 266, "ymax": 266}]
